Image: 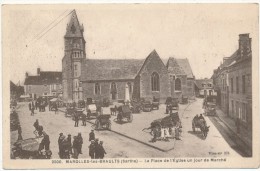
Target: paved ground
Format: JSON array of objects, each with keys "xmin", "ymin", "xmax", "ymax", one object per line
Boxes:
[{"xmin": 11, "ymin": 98, "xmax": 243, "ymax": 158}]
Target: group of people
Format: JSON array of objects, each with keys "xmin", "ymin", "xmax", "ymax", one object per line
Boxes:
[
  {"xmin": 74, "ymin": 112, "xmax": 87, "ymax": 127},
  {"xmin": 57, "ymin": 130, "xmax": 106, "ymax": 159},
  {"xmin": 151, "ymin": 122, "xmax": 182, "ymax": 143},
  {"xmin": 29, "ymin": 100, "xmax": 48, "ymax": 115},
  {"xmin": 58, "ymin": 132, "xmax": 83, "ymax": 159},
  {"xmin": 88, "ymin": 130, "xmax": 106, "ymax": 159}
]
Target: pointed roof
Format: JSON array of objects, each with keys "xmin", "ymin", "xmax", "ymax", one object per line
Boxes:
[
  {"xmin": 166, "ymin": 57, "xmax": 186, "ymax": 76},
  {"xmin": 137, "ymin": 50, "xmax": 166, "ymax": 75},
  {"xmin": 175, "ymin": 58, "xmax": 194, "ymax": 78},
  {"xmin": 65, "ymin": 10, "xmax": 84, "ymax": 38}
]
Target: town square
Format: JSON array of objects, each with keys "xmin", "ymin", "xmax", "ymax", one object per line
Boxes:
[{"xmin": 6, "ymin": 4, "xmax": 256, "ymax": 162}]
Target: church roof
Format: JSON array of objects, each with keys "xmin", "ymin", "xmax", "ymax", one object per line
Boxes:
[
  {"xmin": 175, "ymin": 58, "xmax": 194, "ymax": 78},
  {"xmin": 166, "ymin": 57, "xmax": 186, "ymax": 76},
  {"xmin": 24, "ymin": 71, "xmax": 62, "ymax": 85},
  {"xmin": 64, "ymin": 10, "xmax": 84, "ymax": 38},
  {"xmin": 81, "ymin": 59, "xmax": 144, "ymax": 82}
]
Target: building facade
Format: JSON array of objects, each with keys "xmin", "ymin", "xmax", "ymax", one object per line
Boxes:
[
  {"xmin": 24, "ymin": 68, "xmax": 62, "ymax": 99},
  {"xmin": 194, "ymin": 79, "xmax": 216, "ymax": 97},
  {"xmin": 62, "ymin": 10, "xmax": 195, "ymax": 103},
  {"xmin": 212, "ymin": 34, "xmax": 252, "ymax": 129}
]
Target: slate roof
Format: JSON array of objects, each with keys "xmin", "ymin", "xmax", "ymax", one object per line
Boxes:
[
  {"xmin": 81, "ymin": 59, "xmax": 144, "ymax": 82},
  {"xmin": 194, "ymin": 79, "xmax": 213, "ymax": 89},
  {"xmin": 24, "ymin": 71, "xmax": 62, "ymax": 85},
  {"xmin": 166, "ymin": 57, "xmax": 186, "ymax": 76},
  {"xmin": 176, "ymin": 58, "xmax": 194, "ymax": 78}
]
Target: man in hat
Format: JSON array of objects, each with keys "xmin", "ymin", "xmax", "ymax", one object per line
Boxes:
[
  {"xmin": 77, "ymin": 133, "xmax": 83, "ymax": 154},
  {"xmin": 89, "ymin": 130, "xmax": 95, "ymax": 142},
  {"xmin": 97, "ymin": 141, "xmax": 107, "ymax": 159},
  {"xmin": 94, "ymin": 138, "xmax": 99, "ymax": 159},
  {"xmin": 58, "ymin": 133, "xmax": 64, "ymax": 158},
  {"xmin": 82, "ymin": 113, "xmax": 87, "ymax": 126},
  {"xmin": 88, "ymin": 140, "xmax": 95, "ymax": 159},
  {"xmin": 67, "ymin": 134, "xmax": 72, "ymax": 155},
  {"xmin": 72, "ymin": 136, "xmax": 79, "ymax": 159},
  {"xmin": 74, "ymin": 112, "xmax": 79, "ymax": 127}
]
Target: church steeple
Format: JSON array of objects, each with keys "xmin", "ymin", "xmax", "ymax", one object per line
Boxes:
[
  {"xmin": 65, "ymin": 10, "xmax": 84, "ymax": 38},
  {"xmin": 62, "ymin": 10, "xmax": 85, "ymax": 102}
]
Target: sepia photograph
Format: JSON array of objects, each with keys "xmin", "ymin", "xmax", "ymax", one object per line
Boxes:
[{"xmin": 2, "ymin": 3, "xmax": 259, "ymax": 169}]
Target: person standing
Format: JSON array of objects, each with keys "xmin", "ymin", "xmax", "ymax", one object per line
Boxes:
[
  {"xmin": 72, "ymin": 136, "xmax": 79, "ymax": 159},
  {"xmin": 94, "ymin": 138, "xmax": 99, "ymax": 159},
  {"xmin": 82, "ymin": 113, "xmax": 86, "ymax": 126},
  {"xmin": 29, "ymin": 102, "xmax": 32, "ymax": 111},
  {"xmin": 54, "ymin": 103, "xmax": 58, "ymax": 114},
  {"xmin": 31, "ymin": 105, "xmax": 35, "ymax": 116},
  {"xmin": 17, "ymin": 125, "xmax": 23, "ymax": 141},
  {"xmin": 88, "ymin": 140, "xmax": 95, "ymax": 159},
  {"xmin": 98, "ymin": 141, "xmax": 106, "ymax": 159},
  {"xmin": 77, "ymin": 133, "xmax": 83, "ymax": 154},
  {"xmin": 35, "ymin": 100, "xmax": 38, "ymax": 110},
  {"xmin": 32, "ymin": 101, "xmax": 35, "ymax": 111},
  {"xmin": 89, "ymin": 130, "xmax": 95, "ymax": 142},
  {"xmin": 74, "ymin": 113, "xmax": 79, "ymax": 127},
  {"xmin": 67, "ymin": 134, "xmax": 72, "ymax": 155},
  {"xmin": 43, "ymin": 132, "xmax": 50, "ymax": 151},
  {"xmin": 58, "ymin": 133, "xmax": 63, "ymax": 158}
]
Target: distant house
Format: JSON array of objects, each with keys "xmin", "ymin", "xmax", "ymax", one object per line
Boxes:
[
  {"xmin": 24, "ymin": 68, "xmax": 62, "ymax": 99},
  {"xmin": 194, "ymin": 79, "xmax": 216, "ymax": 97}
]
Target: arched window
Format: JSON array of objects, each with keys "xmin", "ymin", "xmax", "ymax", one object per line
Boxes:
[
  {"xmin": 95, "ymin": 83, "xmax": 101, "ymax": 95},
  {"xmin": 175, "ymin": 78, "xmax": 181, "ymax": 91},
  {"xmin": 151, "ymin": 72, "xmax": 160, "ymax": 91}
]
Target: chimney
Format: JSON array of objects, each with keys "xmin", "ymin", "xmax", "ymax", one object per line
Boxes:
[
  {"xmin": 37, "ymin": 68, "xmax": 40, "ymax": 75},
  {"xmin": 25, "ymin": 72, "xmax": 28, "ymax": 78},
  {"xmin": 239, "ymin": 33, "xmax": 252, "ymax": 58}
]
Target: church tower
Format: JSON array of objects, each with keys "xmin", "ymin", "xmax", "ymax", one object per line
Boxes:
[{"xmin": 62, "ymin": 10, "xmax": 86, "ymax": 102}]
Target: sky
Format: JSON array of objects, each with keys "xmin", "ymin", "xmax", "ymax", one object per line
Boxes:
[{"xmin": 3, "ymin": 4, "xmax": 258, "ymax": 84}]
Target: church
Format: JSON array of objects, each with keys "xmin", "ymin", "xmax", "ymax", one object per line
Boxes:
[{"xmin": 62, "ymin": 10, "xmax": 195, "ymax": 103}]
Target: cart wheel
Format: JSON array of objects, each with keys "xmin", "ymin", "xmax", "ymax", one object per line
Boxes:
[{"xmin": 95, "ymin": 120, "xmax": 100, "ymax": 130}]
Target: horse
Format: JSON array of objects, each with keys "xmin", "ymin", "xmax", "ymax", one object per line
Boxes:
[{"xmin": 110, "ymin": 106, "xmax": 117, "ymax": 116}]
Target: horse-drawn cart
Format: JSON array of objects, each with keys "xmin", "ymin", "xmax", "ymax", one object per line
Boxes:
[
  {"xmin": 205, "ymin": 102, "xmax": 216, "ymax": 116},
  {"xmin": 95, "ymin": 114, "xmax": 111, "ymax": 130},
  {"xmin": 117, "ymin": 105, "xmax": 133, "ymax": 122},
  {"xmin": 11, "ymin": 137, "xmax": 52, "ymax": 159},
  {"xmin": 165, "ymin": 97, "xmax": 179, "ymax": 113},
  {"xmin": 149, "ymin": 112, "xmax": 181, "ymax": 135},
  {"xmin": 192, "ymin": 116, "xmax": 210, "ymax": 138},
  {"xmin": 65, "ymin": 107, "xmax": 75, "ymax": 118}
]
